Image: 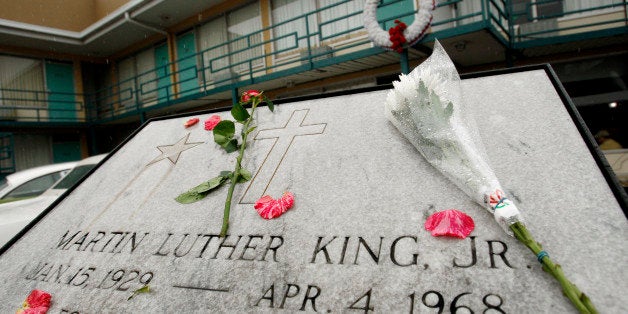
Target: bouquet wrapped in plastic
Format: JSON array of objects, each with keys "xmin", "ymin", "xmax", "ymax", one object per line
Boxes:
[{"xmin": 385, "ymin": 40, "xmax": 597, "ymax": 314}]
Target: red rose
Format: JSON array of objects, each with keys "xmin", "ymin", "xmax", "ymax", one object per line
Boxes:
[{"xmin": 241, "ymin": 90, "xmax": 262, "ymax": 103}]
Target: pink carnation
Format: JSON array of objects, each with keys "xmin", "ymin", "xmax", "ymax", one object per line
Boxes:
[
  {"xmin": 425, "ymin": 209, "xmax": 475, "ymax": 239},
  {"xmin": 204, "ymin": 115, "xmax": 221, "ymax": 130},
  {"xmin": 184, "ymin": 117, "xmax": 199, "ymax": 128},
  {"xmin": 17, "ymin": 290, "xmax": 51, "ymax": 314},
  {"xmin": 254, "ymin": 192, "xmax": 295, "ymax": 219}
]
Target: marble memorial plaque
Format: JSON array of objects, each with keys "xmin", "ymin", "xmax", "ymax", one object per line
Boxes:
[{"xmin": 1, "ymin": 67, "xmax": 626, "ymax": 313}]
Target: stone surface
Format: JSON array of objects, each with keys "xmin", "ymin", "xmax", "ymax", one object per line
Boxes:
[{"xmin": 1, "ymin": 68, "xmax": 626, "ymax": 313}]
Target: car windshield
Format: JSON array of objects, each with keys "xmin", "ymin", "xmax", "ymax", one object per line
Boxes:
[
  {"xmin": 1, "ymin": 171, "xmax": 67, "ymax": 200},
  {"xmin": 51, "ymin": 164, "xmax": 97, "ymax": 190},
  {"xmin": 0, "ymin": 178, "xmax": 7, "ymax": 191}
]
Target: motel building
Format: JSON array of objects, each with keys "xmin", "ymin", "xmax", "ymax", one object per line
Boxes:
[{"xmin": 0, "ymin": 0, "xmax": 626, "ymax": 186}]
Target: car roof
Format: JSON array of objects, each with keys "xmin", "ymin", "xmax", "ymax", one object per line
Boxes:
[
  {"xmin": 3, "ymin": 161, "xmax": 78, "ymax": 186},
  {"xmin": 74, "ymin": 154, "xmax": 107, "ymax": 167},
  {"xmin": 45, "ymin": 154, "xmax": 108, "ymax": 191}
]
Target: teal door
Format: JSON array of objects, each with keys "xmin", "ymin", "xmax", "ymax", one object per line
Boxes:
[
  {"xmin": 45, "ymin": 62, "xmax": 76, "ymax": 121},
  {"xmin": 53, "ymin": 141, "xmax": 81, "ymax": 163},
  {"xmin": 154, "ymin": 44, "xmax": 171, "ymax": 102},
  {"xmin": 176, "ymin": 32, "xmax": 199, "ymax": 97},
  {"xmin": 377, "ymin": 0, "xmax": 415, "ymax": 30}
]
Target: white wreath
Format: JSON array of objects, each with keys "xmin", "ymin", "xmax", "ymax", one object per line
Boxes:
[{"xmin": 364, "ymin": 0, "xmax": 436, "ymax": 50}]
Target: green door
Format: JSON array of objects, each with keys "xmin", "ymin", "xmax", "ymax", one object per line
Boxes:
[
  {"xmin": 176, "ymin": 32, "xmax": 199, "ymax": 97},
  {"xmin": 53, "ymin": 141, "xmax": 81, "ymax": 163},
  {"xmin": 154, "ymin": 44, "xmax": 171, "ymax": 102},
  {"xmin": 45, "ymin": 62, "xmax": 76, "ymax": 121},
  {"xmin": 377, "ymin": 0, "xmax": 415, "ymax": 30}
]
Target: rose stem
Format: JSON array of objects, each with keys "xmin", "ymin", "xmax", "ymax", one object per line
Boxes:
[
  {"xmin": 220, "ymin": 99, "xmax": 257, "ymax": 237},
  {"xmin": 510, "ymin": 222, "xmax": 598, "ymax": 314}
]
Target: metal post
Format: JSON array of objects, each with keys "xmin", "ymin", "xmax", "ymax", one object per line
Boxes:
[
  {"xmin": 231, "ymin": 87, "xmax": 239, "ymax": 105},
  {"xmin": 400, "ymin": 48, "xmax": 410, "ymax": 74},
  {"xmin": 88, "ymin": 125, "xmax": 98, "ymax": 155},
  {"xmin": 505, "ymin": 49, "xmax": 514, "ymax": 68}
]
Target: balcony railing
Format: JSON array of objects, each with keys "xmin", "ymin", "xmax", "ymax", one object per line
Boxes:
[
  {"xmin": 0, "ymin": 0, "xmax": 625, "ymax": 125},
  {"xmin": 509, "ymin": 0, "xmax": 627, "ymax": 46},
  {"xmin": 0, "ymin": 88, "xmax": 86, "ymax": 123}
]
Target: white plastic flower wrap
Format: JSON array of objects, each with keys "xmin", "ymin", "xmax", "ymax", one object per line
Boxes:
[
  {"xmin": 385, "ymin": 40, "xmax": 522, "ymax": 233},
  {"xmin": 385, "ymin": 40, "xmax": 597, "ymax": 313}
]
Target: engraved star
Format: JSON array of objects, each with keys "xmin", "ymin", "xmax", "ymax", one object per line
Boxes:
[{"xmin": 148, "ymin": 133, "xmax": 203, "ymax": 166}]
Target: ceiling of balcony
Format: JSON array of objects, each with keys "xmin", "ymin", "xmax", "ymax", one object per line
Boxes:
[{"xmin": 0, "ymin": 0, "xmax": 225, "ymax": 58}]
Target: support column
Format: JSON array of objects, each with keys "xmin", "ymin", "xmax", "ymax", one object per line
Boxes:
[
  {"xmin": 110, "ymin": 62, "xmax": 120, "ymax": 112},
  {"xmin": 88, "ymin": 125, "xmax": 98, "ymax": 156},
  {"xmin": 167, "ymin": 32, "xmax": 179, "ymax": 98},
  {"xmin": 400, "ymin": 48, "xmax": 410, "ymax": 74},
  {"xmin": 72, "ymin": 59, "xmax": 85, "ymax": 121},
  {"xmin": 73, "ymin": 59, "xmax": 89, "ymax": 159},
  {"xmin": 260, "ymin": 0, "xmax": 273, "ymax": 74},
  {"xmin": 505, "ymin": 49, "xmax": 514, "ymax": 68},
  {"xmin": 232, "ymin": 87, "xmax": 239, "ymax": 106}
]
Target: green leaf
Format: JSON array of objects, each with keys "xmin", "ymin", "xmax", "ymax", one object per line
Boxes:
[
  {"xmin": 237, "ymin": 168, "xmax": 252, "ymax": 182},
  {"xmin": 128, "ymin": 285, "xmax": 150, "ymax": 301},
  {"xmin": 418, "ymin": 81, "xmax": 429, "ymax": 98},
  {"xmin": 429, "ymin": 91, "xmax": 443, "ymax": 116},
  {"xmin": 220, "ymin": 170, "xmax": 233, "ymax": 178},
  {"xmin": 266, "ymin": 99, "xmax": 274, "ymax": 112},
  {"xmin": 175, "ymin": 190, "xmax": 207, "ymax": 204},
  {"xmin": 213, "ymin": 120, "xmax": 235, "ymax": 146},
  {"xmin": 444, "ymin": 101, "xmax": 453, "ymax": 118},
  {"xmin": 245, "ymin": 126, "xmax": 257, "ymax": 135},
  {"xmin": 175, "ymin": 175, "xmax": 229, "ymax": 204},
  {"xmin": 231, "ymin": 103, "xmax": 250, "ymax": 122},
  {"xmin": 196, "ymin": 176, "xmax": 228, "ymax": 193},
  {"xmin": 222, "ymin": 138, "xmax": 239, "ymax": 153},
  {"xmin": 417, "ymin": 81, "xmax": 430, "ymax": 108}
]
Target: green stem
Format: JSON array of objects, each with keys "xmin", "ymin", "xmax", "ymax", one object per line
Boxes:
[
  {"xmin": 510, "ymin": 222, "xmax": 598, "ymax": 314},
  {"xmin": 219, "ymin": 102, "xmax": 257, "ymax": 237}
]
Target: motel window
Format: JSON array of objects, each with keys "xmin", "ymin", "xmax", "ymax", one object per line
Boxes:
[
  {"xmin": 271, "ymin": 0, "xmax": 318, "ymax": 53},
  {"xmin": 270, "ymin": 0, "xmax": 365, "ymax": 54},
  {"xmin": 117, "ymin": 56, "xmax": 136, "ymax": 108},
  {"xmin": 227, "ymin": 2, "xmax": 263, "ymax": 73},
  {"xmin": 116, "ymin": 47, "xmax": 159, "ymax": 109},
  {"xmin": 0, "ymin": 56, "xmax": 45, "ymax": 110},
  {"xmin": 197, "ymin": 2, "xmax": 263, "ymax": 81},
  {"xmin": 198, "ymin": 16, "xmax": 231, "ymax": 85}
]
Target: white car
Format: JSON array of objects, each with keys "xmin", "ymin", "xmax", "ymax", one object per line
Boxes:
[
  {"xmin": 0, "ymin": 154, "xmax": 107, "ymax": 248},
  {"xmin": 0, "ymin": 161, "xmax": 77, "ymax": 204}
]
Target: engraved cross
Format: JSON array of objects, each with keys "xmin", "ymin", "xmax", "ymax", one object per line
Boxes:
[{"xmin": 240, "ymin": 109, "xmax": 325, "ymax": 203}]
